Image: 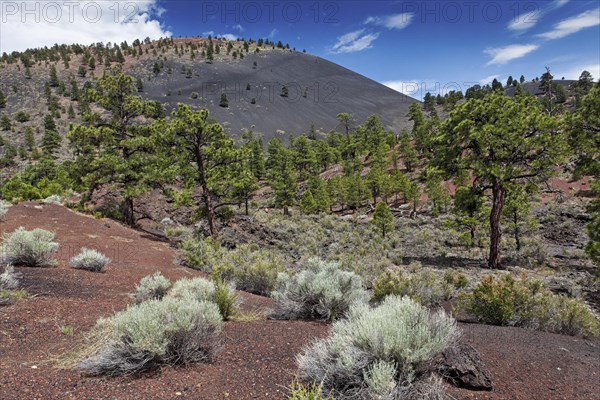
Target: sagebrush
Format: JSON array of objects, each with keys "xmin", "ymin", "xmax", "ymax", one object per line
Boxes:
[
  {"xmin": 0, "ymin": 227, "xmax": 59, "ymax": 267},
  {"xmin": 134, "ymin": 272, "xmax": 171, "ymax": 304},
  {"xmin": 80, "ymin": 298, "xmax": 222, "ymax": 376},
  {"xmin": 297, "ymin": 296, "xmax": 459, "ymax": 399},
  {"xmin": 70, "ymin": 248, "xmax": 110, "ymax": 272},
  {"xmin": 272, "ymin": 258, "xmax": 369, "ymax": 320}
]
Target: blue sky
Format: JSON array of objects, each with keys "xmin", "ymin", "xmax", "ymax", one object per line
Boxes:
[{"xmin": 1, "ymin": 1, "xmax": 599, "ymax": 98}]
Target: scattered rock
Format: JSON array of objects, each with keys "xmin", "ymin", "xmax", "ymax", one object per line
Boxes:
[{"xmin": 439, "ymin": 343, "xmax": 493, "ymax": 391}]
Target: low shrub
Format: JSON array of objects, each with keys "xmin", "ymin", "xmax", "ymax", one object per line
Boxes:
[
  {"xmin": 211, "ymin": 244, "xmax": 286, "ymax": 296},
  {"xmin": 372, "ymin": 267, "xmax": 449, "ymax": 306},
  {"xmin": 70, "ymin": 248, "xmax": 110, "ymax": 272},
  {"xmin": 297, "ymin": 296, "xmax": 459, "ymax": 399},
  {"xmin": 0, "ymin": 227, "xmax": 59, "ymax": 267},
  {"xmin": 42, "ymin": 195, "xmax": 62, "ymax": 205},
  {"xmin": 287, "ymin": 383, "xmax": 332, "ymax": 400},
  {"xmin": 272, "ymin": 258, "xmax": 369, "ymax": 321},
  {"xmin": 167, "ymin": 277, "xmax": 238, "ymax": 320},
  {"xmin": 0, "ymin": 200, "xmax": 8, "ymax": 219},
  {"xmin": 80, "ymin": 298, "xmax": 222, "ymax": 376},
  {"xmin": 134, "ymin": 272, "xmax": 171, "ymax": 304},
  {"xmin": 180, "ymin": 236, "xmax": 222, "ymax": 272},
  {"xmin": 0, "ymin": 264, "xmax": 21, "ymax": 290},
  {"xmin": 444, "ymin": 269, "xmax": 469, "ymax": 290},
  {"xmin": 458, "ymin": 274, "xmax": 600, "ymax": 337}
]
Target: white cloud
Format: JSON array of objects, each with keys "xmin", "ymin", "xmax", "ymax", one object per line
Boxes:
[
  {"xmin": 218, "ymin": 34, "xmax": 238, "ymax": 41},
  {"xmin": 554, "ymin": 63, "xmax": 600, "ymax": 80},
  {"xmin": 0, "ymin": 0, "xmax": 171, "ymax": 53},
  {"xmin": 365, "ymin": 13, "xmax": 414, "ymax": 30},
  {"xmin": 383, "ymin": 79, "xmax": 441, "ymax": 100},
  {"xmin": 332, "ymin": 29, "xmax": 379, "ymax": 53},
  {"xmin": 203, "ymin": 31, "xmax": 215, "ymax": 37},
  {"xmin": 508, "ymin": 11, "xmax": 539, "ymax": 32},
  {"xmin": 269, "ymin": 28, "xmax": 278, "ymax": 39},
  {"xmin": 485, "ymin": 44, "xmax": 539, "ymax": 65},
  {"xmin": 478, "ymin": 74, "xmax": 500, "ymax": 85},
  {"xmin": 232, "ymin": 24, "xmax": 244, "ymax": 32},
  {"xmin": 537, "ymin": 8, "xmax": 600, "ymax": 40}
]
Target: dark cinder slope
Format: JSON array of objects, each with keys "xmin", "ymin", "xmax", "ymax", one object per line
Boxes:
[{"xmin": 134, "ymin": 51, "xmax": 419, "ymax": 139}]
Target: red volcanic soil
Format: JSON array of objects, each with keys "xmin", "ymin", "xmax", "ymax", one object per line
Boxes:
[{"xmin": 1, "ymin": 204, "xmax": 599, "ymax": 399}]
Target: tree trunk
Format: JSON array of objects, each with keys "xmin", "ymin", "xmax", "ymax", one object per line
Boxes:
[
  {"xmin": 122, "ymin": 197, "xmax": 135, "ymax": 227},
  {"xmin": 245, "ymin": 197, "xmax": 249, "ymax": 216},
  {"xmin": 513, "ymin": 211, "xmax": 521, "ymax": 253},
  {"xmin": 204, "ymin": 191, "xmax": 217, "ymax": 238},
  {"xmin": 488, "ymin": 182, "xmax": 506, "ymax": 269}
]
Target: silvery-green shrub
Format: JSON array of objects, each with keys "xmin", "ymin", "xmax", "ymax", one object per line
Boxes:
[
  {"xmin": 272, "ymin": 258, "xmax": 368, "ymax": 321},
  {"xmin": 70, "ymin": 248, "xmax": 110, "ymax": 272},
  {"xmin": 0, "ymin": 227, "xmax": 59, "ymax": 267},
  {"xmin": 297, "ymin": 296, "xmax": 459, "ymax": 398},
  {"xmin": 80, "ymin": 298, "xmax": 222, "ymax": 376},
  {"xmin": 134, "ymin": 272, "xmax": 171, "ymax": 304}
]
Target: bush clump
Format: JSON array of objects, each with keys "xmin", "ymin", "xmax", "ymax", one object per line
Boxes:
[
  {"xmin": 0, "ymin": 264, "xmax": 21, "ymax": 290},
  {"xmin": 272, "ymin": 258, "xmax": 369, "ymax": 321},
  {"xmin": 459, "ymin": 274, "xmax": 600, "ymax": 337},
  {"xmin": 180, "ymin": 236, "xmax": 222, "ymax": 272},
  {"xmin": 70, "ymin": 248, "xmax": 110, "ymax": 272},
  {"xmin": 372, "ymin": 266, "xmax": 449, "ymax": 306},
  {"xmin": 0, "ymin": 227, "xmax": 59, "ymax": 267},
  {"xmin": 287, "ymin": 383, "xmax": 332, "ymax": 399},
  {"xmin": 297, "ymin": 296, "xmax": 459, "ymax": 399},
  {"xmin": 134, "ymin": 272, "xmax": 171, "ymax": 304},
  {"xmin": 80, "ymin": 298, "xmax": 222, "ymax": 376},
  {"xmin": 0, "ymin": 200, "xmax": 9, "ymax": 219},
  {"xmin": 167, "ymin": 277, "xmax": 238, "ymax": 320},
  {"xmin": 211, "ymin": 244, "xmax": 286, "ymax": 296}
]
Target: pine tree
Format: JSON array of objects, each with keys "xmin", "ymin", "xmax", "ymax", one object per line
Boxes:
[
  {"xmin": 398, "ymin": 131, "xmax": 418, "ymax": 172},
  {"xmin": 372, "ymin": 202, "xmax": 394, "ymax": 237},
  {"xmin": 219, "ymin": 93, "xmax": 229, "ymax": 107},
  {"xmin": 49, "ymin": 65, "xmax": 59, "ymax": 87},
  {"xmin": 24, "ymin": 127, "xmax": 35, "ymax": 151},
  {"xmin": 0, "ymin": 114, "xmax": 11, "ymax": 130},
  {"xmin": 67, "ymin": 104, "xmax": 76, "ymax": 119},
  {"xmin": 0, "ymin": 89, "xmax": 6, "ymax": 108},
  {"xmin": 437, "ymin": 91, "xmax": 567, "ymax": 268},
  {"xmin": 519, "ymin": 75, "xmax": 525, "ymax": 84},
  {"xmin": 165, "ymin": 104, "xmax": 243, "ymax": 236},
  {"xmin": 136, "ymin": 77, "xmax": 144, "ymax": 92},
  {"xmin": 77, "ymin": 65, "xmax": 86, "ymax": 77},
  {"xmin": 88, "ymin": 57, "xmax": 95, "ymax": 70},
  {"xmin": 300, "ymin": 190, "xmax": 317, "ymax": 214},
  {"xmin": 68, "ymin": 72, "xmax": 161, "ymax": 226},
  {"xmin": 281, "ymin": 85, "xmax": 289, "ymax": 97},
  {"xmin": 308, "ymin": 175, "xmax": 331, "ymax": 213}
]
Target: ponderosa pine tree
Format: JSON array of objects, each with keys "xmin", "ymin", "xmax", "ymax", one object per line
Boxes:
[
  {"xmin": 398, "ymin": 131, "xmax": 418, "ymax": 172},
  {"xmin": 438, "ymin": 91, "xmax": 567, "ymax": 268},
  {"xmin": 372, "ymin": 202, "xmax": 394, "ymax": 237},
  {"xmin": 0, "ymin": 89, "xmax": 6, "ymax": 108},
  {"xmin": 68, "ymin": 71, "xmax": 163, "ymax": 226},
  {"xmin": 49, "ymin": 65, "xmax": 59, "ymax": 87},
  {"xmin": 166, "ymin": 104, "xmax": 242, "ymax": 236}
]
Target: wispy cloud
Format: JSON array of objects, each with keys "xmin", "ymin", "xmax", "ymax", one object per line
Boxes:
[
  {"xmin": 219, "ymin": 33, "xmax": 238, "ymax": 41},
  {"xmin": 508, "ymin": 11, "xmax": 539, "ymax": 32},
  {"xmin": 485, "ymin": 44, "xmax": 539, "ymax": 65},
  {"xmin": 554, "ymin": 63, "xmax": 600, "ymax": 80},
  {"xmin": 365, "ymin": 13, "xmax": 414, "ymax": 30},
  {"xmin": 269, "ymin": 28, "xmax": 279, "ymax": 39},
  {"xmin": 507, "ymin": 0, "xmax": 570, "ymax": 33},
  {"xmin": 232, "ymin": 24, "xmax": 244, "ymax": 32},
  {"xmin": 537, "ymin": 8, "xmax": 600, "ymax": 40},
  {"xmin": 478, "ymin": 74, "xmax": 500, "ymax": 85},
  {"xmin": 332, "ymin": 29, "xmax": 379, "ymax": 53}
]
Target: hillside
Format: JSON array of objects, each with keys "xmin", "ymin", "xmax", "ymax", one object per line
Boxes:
[{"xmin": 0, "ymin": 37, "xmax": 418, "ymax": 157}]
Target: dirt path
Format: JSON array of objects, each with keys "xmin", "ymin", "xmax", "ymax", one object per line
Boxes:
[{"xmin": 1, "ymin": 204, "xmax": 598, "ymax": 399}]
